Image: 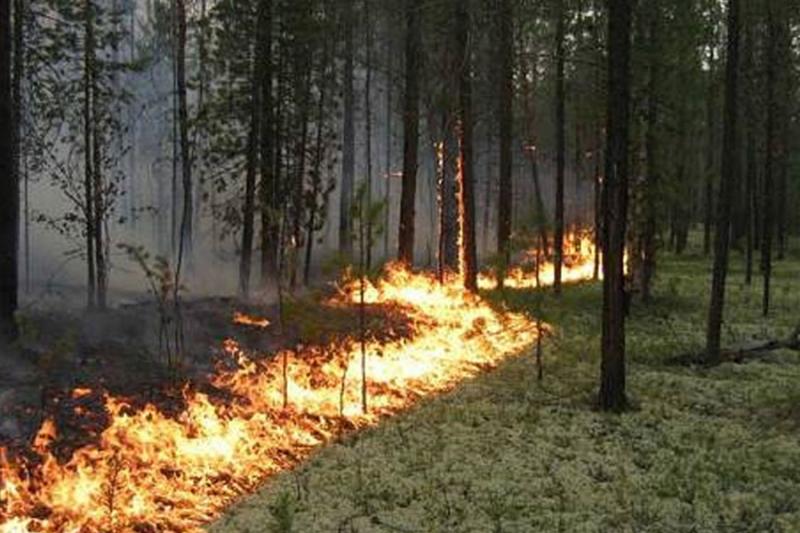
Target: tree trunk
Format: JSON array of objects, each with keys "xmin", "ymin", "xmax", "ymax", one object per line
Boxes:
[
  {"xmin": 743, "ymin": 22, "xmax": 756, "ymax": 285},
  {"xmin": 0, "ymin": 0, "xmax": 18, "ymax": 341},
  {"xmin": 706, "ymin": 0, "xmax": 740, "ymax": 364},
  {"xmin": 703, "ymin": 44, "xmax": 716, "ymax": 256},
  {"xmin": 239, "ymin": 33, "xmax": 262, "ymax": 297},
  {"xmin": 83, "ymin": 0, "xmax": 96, "ymax": 309},
  {"xmin": 398, "ymin": 0, "xmax": 421, "ymax": 266},
  {"xmin": 553, "ymin": 0, "xmax": 566, "ymax": 295},
  {"xmin": 641, "ymin": 9, "xmax": 660, "ymax": 303},
  {"xmin": 13, "ymin": 0, "xmax": 25, "ymax": 295},
  {"xmin": 259, "ymin": 0, "xmax": 277, "ymax": 286},
  {"xmin": 599, "ymin": 0, "xmax": 632, "ymax": 412},
  {"xmin": 762, "ymin": 0, "xmax": 783, "ymax": 317},
  {"xmin": 364, "ymin": 0, "xmax": 374, "ymax": 270},
  {"xmin": 496, "ymin": 0, "xmax": 513, "ymax": 279},
  {"xmin": 455, "ymin": 1, "xmax": 477, "ymax": 293},
  {"xmin": 175, "ymin": 0, "xmax": 192, "ymax": 275},
  {"xmin": 339, "ymin": 2, "xmax": 355, "ymax": 258}
]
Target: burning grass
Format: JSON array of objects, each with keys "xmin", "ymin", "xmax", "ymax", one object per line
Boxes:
[
  {"xmin": 0, "ymin": 264, "xmax": 538, "ymax": 533},
  {"xmin": 213, "ymin": 246, "xmax": 800, "ymax": 532}
]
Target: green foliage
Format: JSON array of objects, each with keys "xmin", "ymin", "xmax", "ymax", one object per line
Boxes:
[{"xmin": 267, "ymin": 491, "xmax": 297, "ymax": 533}]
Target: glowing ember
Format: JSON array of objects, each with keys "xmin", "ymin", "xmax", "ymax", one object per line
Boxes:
[
  {"xmin": 479, "ymin": 232, "xmax": 600, "ymax": 290},
  {"xmin": 0, "ymin": 264, "xmax": 538, "ymax": 533},
  {"xmin": 232, "ymin": 312, "xmax": 271, "ymax": 329}
]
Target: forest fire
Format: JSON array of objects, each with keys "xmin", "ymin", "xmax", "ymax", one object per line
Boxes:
[
  {"xmin": 0, "ymin": 265, "xmax": 537, "ymax": 533},
  {"xmin": 479, "ymin": 232, "xmax": 600, "ymax": 290}
]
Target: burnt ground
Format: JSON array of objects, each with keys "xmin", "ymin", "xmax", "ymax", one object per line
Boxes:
[{"xmin": 0, "ymin": 288, "xmax": 415, "ymax": 458}]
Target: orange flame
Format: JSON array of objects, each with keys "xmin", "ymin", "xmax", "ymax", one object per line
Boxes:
[
  {"xmin": 479, "ymin": 231, "xmax": 600, "ymax": 290},
  {"xmin": 0, "ymin": 264, "xmax": 539, "ymax": 532},
  {"xmin": 232, "ymin": 312, "xmax": 271, "ymax": 329}
]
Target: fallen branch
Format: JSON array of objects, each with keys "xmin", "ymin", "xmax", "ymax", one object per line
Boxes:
[{"xmin": 669, "ymin": 327, "xmax": 800, "ymax": 367}]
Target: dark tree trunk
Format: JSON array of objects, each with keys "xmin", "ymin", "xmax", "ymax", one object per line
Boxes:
[
  {"xmin": 455, "ymin": 1, "xmax": 477, "ymax": 293},
  {"xmin": 496, "ymin": 0, "xmax": 513, "ymax": 281},
  {"xmin": 599, "ymin": 0, "xmax": 632, "ymax": 412},
  {"xmin": 398, "ymin": 0, "xmax": 421, "ymax": 266},
  {"xmin": 743, "ymin": 22, "xmax": 756, "ymax": 285},
  {"xmin": 0, "ymin": 0, "xmax": 18, "ymax": 341},
  {"xmin": 706, "ymin": 0, "xmax": 740, "ymax": 364},
  {"xmin": 364, "ymin": 0, "xmax": 374, "ymax": 271},
  {"xmin": 339, "ymin": 2, "xmax": 355, "ymax": 258},
  {"xmin": 641, "ymin": 9, "xmax": 660, "ymax": 303},
  {"xmin": 703, "ymin": 44, "xmax": 716, "ymax": 256},
  {"xmin": 553, "ymin": 0, "xmax": 566, "ymax": 295},
  {"xmin": 239, "ymin": 31, "xmax": 263, "ymax": 297},
  {"xmin": 83, "ymin": 0, "xmax": 96, "ymax": 309},
  {"xmin": 761, "ymin": 0, "xmax": 784, "ymax": 317},
  {"xmin": 259, "ymin": 0, "xmax": 277, "ymax": 286}
]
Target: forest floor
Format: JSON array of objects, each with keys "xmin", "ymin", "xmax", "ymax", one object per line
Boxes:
[{"xmin": 212, "ymin": 244, "xmax": 800, "ymax": 533}]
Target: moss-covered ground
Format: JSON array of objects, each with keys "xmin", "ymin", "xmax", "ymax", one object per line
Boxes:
[{"xmin": 212, "ymin": 243, "xmax": 800, "ymax": 532}]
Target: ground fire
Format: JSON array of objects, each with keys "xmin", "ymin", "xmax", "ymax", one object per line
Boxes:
[{"xmin": 0, "ymin": 263, "xmax": 547, "ymax": 533}]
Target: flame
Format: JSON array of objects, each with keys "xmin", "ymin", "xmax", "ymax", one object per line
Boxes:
[
  {"xmin": 0, "ymin": 264, "xmax": 539, "ymax": 533},
  {"xmin": 479, "ymin": 231, "xmax": 600, "ymax": 290},
  {"xmin": 232, "ymin": 312, "xmax": 271, "ymax": 329}
]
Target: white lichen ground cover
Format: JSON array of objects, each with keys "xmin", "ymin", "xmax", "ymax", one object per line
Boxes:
[{"xmin": 212, "ymin": 248, "xmax": 800, "ymax": 532}]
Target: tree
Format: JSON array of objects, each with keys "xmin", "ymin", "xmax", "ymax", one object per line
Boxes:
[
  {"xmin": 455, "ymin": 0, "xmax": 477, "ymax": 293},
  {"xmin": 259, "ymin": 0, "xmax": 277, "ymax": 287},
  {"xmin": 640, "ymin": 1, "xmax": 661, "ymax": 302},
  {"xmin": 553, "ymin": 0, "xmax": 566, "ymax": 295},
  {"xmin": 397, "ymin": 0, "xmax": 421, "ymax": 266},
  {"xmin": 175, "ymin": 0, "xmax": 193, "ymax": 271},
  {"xmin": 599, "ymin": 0, "xmax": 632, "ymax": 412},
  {"xmin": 706, "ymin": 0, "xmax": 740, "ymax": 364},
  {"xmin": 0, "ymin": 0, "xmax": 17, "ymax": 342},
  {"xmin": 339, "ymin": 0, "xmax": 355, "ymax": 258},
  {"xmin": 496, "ymin": 0, "xmax": 513, "ymax": 282}
]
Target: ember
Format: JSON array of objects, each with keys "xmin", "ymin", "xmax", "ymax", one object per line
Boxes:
[{"xmin": 0, "ymin": 264, "xmax": 538, "ymax": 533}]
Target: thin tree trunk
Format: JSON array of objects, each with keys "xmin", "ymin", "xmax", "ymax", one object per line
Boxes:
[
  {"xmin": 304, "ymin": 49, "xmax": 331, "ymax": 286},
  {"xmin": 762, "ymin": 1, "xmax": 778, "ymax": 317},
  {"xmin": 176, "ymin": 0, "xmax": 192, "ymax": 270},
  {"xmin": 706, "ymin": 0, "xmax": 740, "ymax": 364},
  {"xmin": 384, "ymin": 32, "xmax": 393, "ymax": 260},
  {"xmin": 83, "ymin": 0, "xmax": 96, "ymax": 310},
  {"xmin": 240, "ymin": 35, "xmax": 262, "ymax": 297},
  {"xmin": 0, "ymin": 0, "xmax": 18, "ymax": 340},
  {"xmin": 703, "ymin": 43, "xmax": 716, "ymax": 256},
  {"xmin": 554, "ymin": 0, "xmax": 566, "ymax": 295},
  {"xmin": 364, "ymin": 0, "xmax": 374, "ymax": 270},
  {"xmin": 398, "ymin": 0, "xmax": 421, "ymax": 265},
  {"xmin": 641, "ymin": 10, "xmax": 659, "ymax": 303},
  {"xmin": 599, "ymin": 0, "xmax": 632, "ymax": 412},
  {"xmin": 259, "ymin": 0, "xmax": 277, "ymax": 286},
  {"xmin": 743, "ymin": 22, "xmax": 756, "ymax": 285},
  {"xmin": 12, "ymin": 0, "xmax": 26, "ymax": 295},
  {"xmin": 455, "ymin": 0, "xmax": 477, "ymax": 293},
  {"xmin": 339, "ymin": 2, "xmax": 355, "ymax": 258},
  {"xmin": 497, "ymin": 0, "xmax": 514, "ymax": 270}
]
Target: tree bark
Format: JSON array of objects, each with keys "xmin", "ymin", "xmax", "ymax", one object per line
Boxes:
[
  {"xmin": 398, "ymin": 0, "xmax": 421, "ymax": 266},
  {"xmin": 83, "ymin": 0, "xmax": 96, "ymax": 309},
  {"xmin": 259, "ymin": 0, "xmax": 277, "ymax": 286},
  {"xmin": 599, "ymin": 0, "xmax": 632, "ymax": 412},
  {"xmin": 553, "ymin": 0, "xmax": 566, "ymax": 295},
  {"xmin": 496, "ymin": 0, "xmax": 513, "ymax": 281},
  {"xmin": 0, "ymin": 0, "xmax": 18, "ymax": 341},
  {"xmin": 455, "ymin": 0, "xmax": 477, "ymax": 293},
  {"xmin": 706, "ymin": 0, "xmax": 740, "ymax": 364},
  {"xmin": 240, "ymin": 28, "xmax": 263, "ymax": 297},
  {"xmin": 175, "ymin": 0, "xmax": 192, "ymax": 271},
  {"xmin": 339, "ymin": 1, "xmax": 355, "ymax": 258},
  {"xmin": 641, "ymin": 8, "xmax": 659, "ymax": 303}
]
